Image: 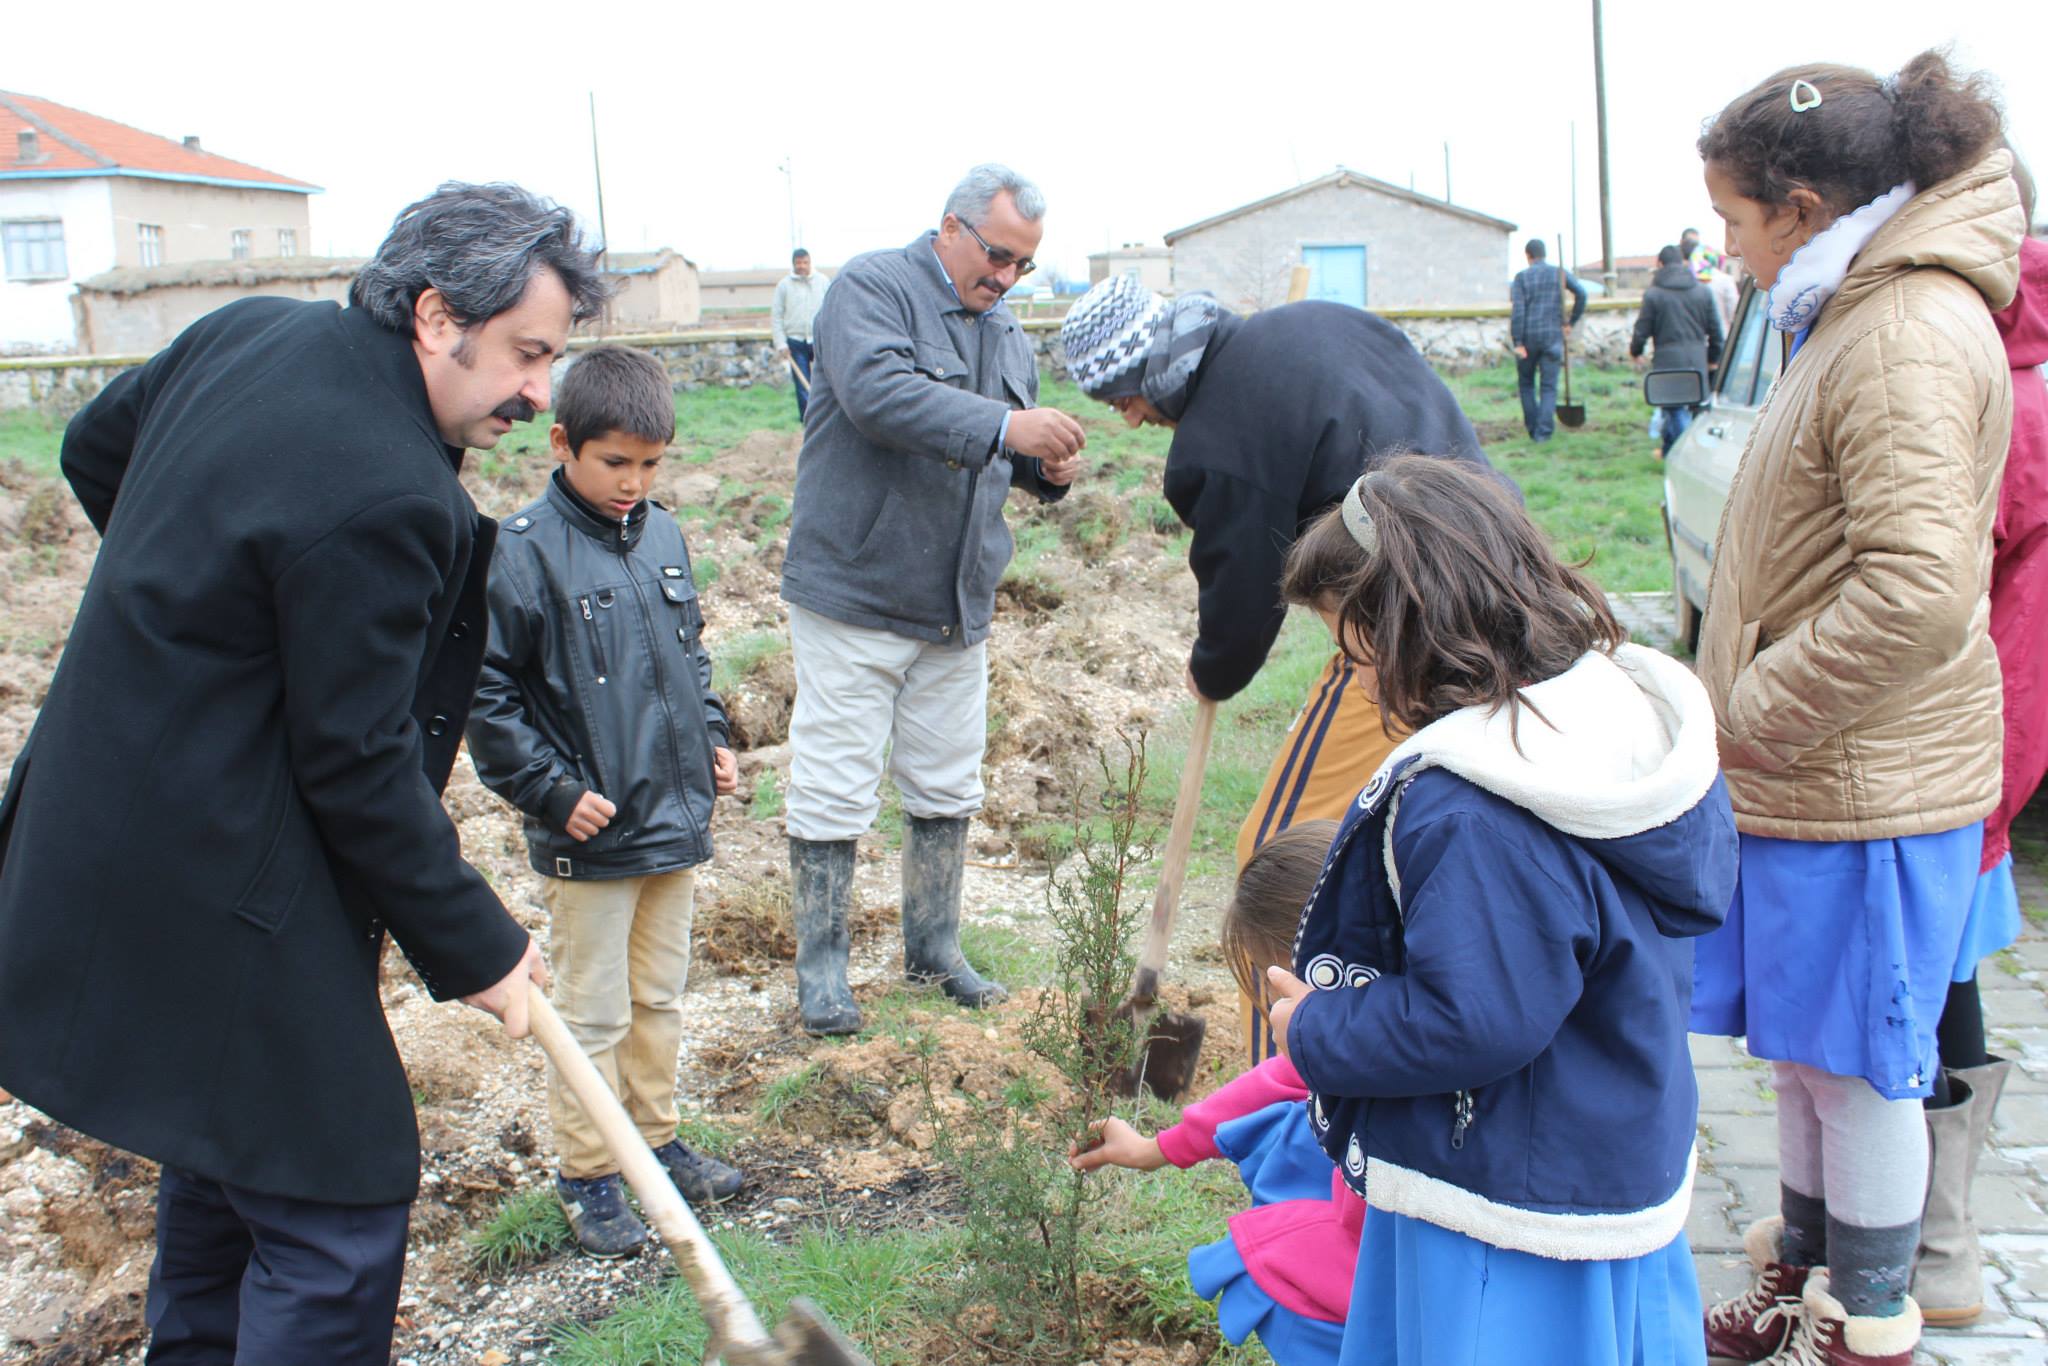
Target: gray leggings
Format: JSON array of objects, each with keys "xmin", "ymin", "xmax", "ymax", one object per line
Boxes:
[{"xmin": 1775, "ymin": 1061, "xmax": 1926, "ymax": 1315}]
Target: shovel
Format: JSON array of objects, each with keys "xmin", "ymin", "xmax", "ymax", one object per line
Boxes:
[
  {"xmin": 1556, "ymin": 234, "xmax": 1587, "ymax": 429},
  {"xmin": 1103, "ymin": 699, "xmax": 1214, "ymax": 1101},
  {"xmin": 527, "ymin": 986, "xmax": 872, "ymax": 1366}
]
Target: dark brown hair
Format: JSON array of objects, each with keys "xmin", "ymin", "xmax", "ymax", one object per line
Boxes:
[
  {"xmin": 1698, "ymin": 50, "xmax": 2003, "ymax": 216},
  {"xmin": 555, "ymin": 345, "xmax": 677, "ymax": 454},
  {"xmin": 1280, "ymin": 456, "xmax": 1624, "ymax": 739},
  {"xmin": 1223, "ymin": 820, "xmax": 1337, "ymax": 1002}
]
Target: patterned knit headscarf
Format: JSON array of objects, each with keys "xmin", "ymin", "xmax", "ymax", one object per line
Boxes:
[{"xmin": 1061, "ymin": 274, "xmax": 1167, "ymax": 398}]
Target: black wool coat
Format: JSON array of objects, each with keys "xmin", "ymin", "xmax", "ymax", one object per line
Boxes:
[
  {"xmin": 1161, "ymin": 303, "xmax": 1499, "ymax": 702},
  {"xmin": 0, "ymin": 298, "xmax": 530, "ymax": 1206}
]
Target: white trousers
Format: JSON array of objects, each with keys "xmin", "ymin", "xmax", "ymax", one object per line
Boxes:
[{"xmin": 784, "ymin": 605, "xmax": 987, "ymax": 842}]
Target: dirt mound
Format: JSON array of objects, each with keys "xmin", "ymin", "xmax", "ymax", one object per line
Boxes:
[
  {"xmin": 721, "ymin": 642, "xmax": 796, "ymax": 751},
  {"xmin": 692, "ymin": 871, "xmax": 895, "ymax": 978}
]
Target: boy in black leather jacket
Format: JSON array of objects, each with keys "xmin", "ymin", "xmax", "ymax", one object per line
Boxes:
[{"xmin": 467, "ymin": 346, "xmax": 742, "ymax": 1256}]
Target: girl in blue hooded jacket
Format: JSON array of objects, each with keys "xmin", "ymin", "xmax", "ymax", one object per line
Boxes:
[{"xmin": 1265, "ymin": 456, "xmax": 1738, "ymax": 1366}]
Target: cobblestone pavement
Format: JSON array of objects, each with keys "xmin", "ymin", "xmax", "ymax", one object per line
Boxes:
[
  {"xmin": 1610, "ymin": 589, "xmax": 1682, "ymax": 653},
  {"xmin": 1689, "ymin": 804, "xmax": 2048, "ymax": 1364}
]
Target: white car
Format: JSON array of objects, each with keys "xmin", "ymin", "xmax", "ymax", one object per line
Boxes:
[{"xmin": 1662, "ymin": 280, "xmax": 1784, "ymax": 652}]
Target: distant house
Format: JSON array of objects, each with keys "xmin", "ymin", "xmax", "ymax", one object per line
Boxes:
[
  {"xmin": 1164, "ymin": 167, "xmax": 1517, "ymax": 312},
  {"xmin": 699, "ymin": 268, "xmax": 785, "ymax": 315},
  {"xmin": 595, "ymin": 249, "xmax": 700, "ymax": 331},
  {"xmin": 1087, "ymin": 244, "xmax": 1171, "ymax": 293},
  {"xmin": 72, "ymin": 256, "xmax": 361, "ymax": 355},
  {"xmin": 1576, "ymin": 256, "xmax": 1658, "ymax": 292},
  {"xmin": 1, "ymin": 90, "xmax": 319, "ymax": 352}
]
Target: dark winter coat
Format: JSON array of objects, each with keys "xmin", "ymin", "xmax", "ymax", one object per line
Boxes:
[
  {"xmin": 780, "ymin": 230, "xmax": 1067, "ymax": 645},
  {"xmin": 1288, "ymin": 646, "xmax": 1735, "ymax": 1260},
  {"xmin": 467, "ymin": 471, "xmax": 729, "ymax": 880},
  {"xmin": 0, "ymin": 298, "xmax": 530, "ymax": 1206},
  {"xmin": 1630, "ymin": 263, "xmax": 1725, "ymax": 385},
  {"xmin": 1161, "ymin": 303, "xmax": 1496, "ymax": 701}
]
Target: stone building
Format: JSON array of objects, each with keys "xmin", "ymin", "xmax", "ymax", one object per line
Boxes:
[
  {"xmin": 1164, "ymin": 167, "xmax": 1516, "ymax": 311},
  {"xmin": 72, "ymin": 257, "xmax": 360, "ymax": 355},
  {"xmin": 1, "ymin": 90, "xmax": 318, "ymax": 352},
  {"xmin": 1087, "ymin": 244, "xmax": 1172, "ymax": 292},
  {"xmin": 593, "ymin": 249, "xmax": 700, "ymax": 331}
]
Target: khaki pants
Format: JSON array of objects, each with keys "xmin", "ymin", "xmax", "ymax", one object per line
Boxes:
[
  {"xmin": 1234, "ymin": 650, "xmax": 1400, "ymax": 1066},
  {"xmin": 542, "ymin": 870, "xmax": 697, "ymax": 1179}
]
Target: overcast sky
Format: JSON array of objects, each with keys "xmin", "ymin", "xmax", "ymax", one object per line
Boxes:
[{"xmin": 12, "ymin": 0, "xmax": 2041, "ymax": 282}]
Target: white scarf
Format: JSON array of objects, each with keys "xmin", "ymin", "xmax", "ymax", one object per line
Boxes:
[{"xmin": 1767, "ymin": 182, "xmax": 1915, "ymax": 332}]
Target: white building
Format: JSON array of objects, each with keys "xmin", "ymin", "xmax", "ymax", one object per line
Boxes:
[{"xmin": 1, "ymin": 90, "xmax": 318, "ymax": 353}]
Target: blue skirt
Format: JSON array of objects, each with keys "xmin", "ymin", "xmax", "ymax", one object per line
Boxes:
[
  {"xmin": 1186, "ymin": 1100, "xmax": 1348, "ymax": 1366},
  {"xmin": 1952, "ymin": 854, "xmax": 2023, "ymax": 981},
  {"xmin": 1691, "ymin": 825, "xmax": 1980, "ymax": 1099},
  {"xmin": 1337, "ymin": 1211, "xmax": 1704, "ymax": 1366}
]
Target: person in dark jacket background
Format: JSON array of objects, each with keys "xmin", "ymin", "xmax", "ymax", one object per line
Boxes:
[
  {"xmin": 467, "ymin": 346, "xmax": 744, "ymax": 1258},
  {"xmin": 0, "ymin": 182, "xmax": 602, "ymax": 1363},
  {"xmin": 1632, "ymin": 243, "xmax": 1726, "ymax": 455},
  {"xmin": 778, "ymin": 164, "xmax": 1084, "ymax": 1036},
  {"xmin": 1061, "ymin": 274, "xmax": 1499, "ymax": 1063},
  {"xmin": 1509, "ymin": 238, "xmax": 1589, "ymax": 440}
]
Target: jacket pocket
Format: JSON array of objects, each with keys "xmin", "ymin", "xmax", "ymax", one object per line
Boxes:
[
  {"xmin": 1736, "ymin": 619, "xmax": 1765, "ymax": 672},
  {"xmin": 852, "ymin": 490, "xmax": 914, "ymax": 568},
  {"xmin": 578, "ymin": 594, "xmax": 612, "ymax": 684},
  {"xmin": 234, "ymin": 804, "xmax": 304, "ymax": 934},
  {"xmin": 658, "ymin": 576, "xmax": 701, "ymax": 641},
  {"xmin": 913, "ymin": 340, "xmax": 968, "ymax": 386}
]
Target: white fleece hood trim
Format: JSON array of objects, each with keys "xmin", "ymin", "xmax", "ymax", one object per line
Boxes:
[
  {"xmin": 1364, "ymin": 1144, "xmax": 1697, "ymax": 1261},
  {"xmin": 1367, "ymin": 644, "xmax": 1719, "ymax": 841}
]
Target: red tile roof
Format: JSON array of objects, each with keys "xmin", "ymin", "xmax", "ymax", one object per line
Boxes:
[{"xmin": 0, "ymin": 91, "xmax": 317, "ymax": 191}]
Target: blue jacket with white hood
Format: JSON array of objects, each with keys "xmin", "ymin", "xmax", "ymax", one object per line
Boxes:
[{"xmin": 1288, "ymin": 644, "xmax": 1736, "ymax": 1260}]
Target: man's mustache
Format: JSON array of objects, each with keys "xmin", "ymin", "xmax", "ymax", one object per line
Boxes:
[{"xmin": 492, "ymin": 397, "xmax": 539, "ymax": 424}]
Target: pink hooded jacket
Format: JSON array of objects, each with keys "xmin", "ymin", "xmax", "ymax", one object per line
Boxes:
[
  {"xmin": 1155, "ymin": 1054, "xmax": 1365, "ymax": 1324},
  {"xmin": 1986, "ymin": 234, "xmax": 2048, "ymax": 870}
]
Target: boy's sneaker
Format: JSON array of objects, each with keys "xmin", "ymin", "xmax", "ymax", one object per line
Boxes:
[
  {"xmin": 1706, "ymin": 1216, "xmax": 1812, "ymax": 1363},
  {"xmin": 653, "ymin": 1138, "xmax": 744, "ymax": 1204},
  {"xmin": 555, "ymin": 1173, "xmax": 649, "ymax": 1259}
]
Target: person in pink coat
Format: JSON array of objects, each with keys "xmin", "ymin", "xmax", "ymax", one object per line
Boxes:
[{"xmin": 1073, "ymin": 820, "xmax": 1361, "ymax": 1365}]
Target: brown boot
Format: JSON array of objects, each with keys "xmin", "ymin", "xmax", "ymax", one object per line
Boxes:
[
  {"xmin": 1706, "ymin": 1216, "xmax": 1813, "ymax": 1364},
  {"xmin": 1764, "ymin": 1271, "xmax": 1920, "ymax": 1365}
]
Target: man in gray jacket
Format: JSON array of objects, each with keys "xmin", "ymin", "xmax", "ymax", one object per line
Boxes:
[{"xmin": 779, "ymin": 164, "xmax": 1085, "ymax": 1034}]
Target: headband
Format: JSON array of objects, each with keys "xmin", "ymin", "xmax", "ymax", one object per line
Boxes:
[{"xmin": 1341, "ymin": 476, "xmax": 1379, "ymax": 557}]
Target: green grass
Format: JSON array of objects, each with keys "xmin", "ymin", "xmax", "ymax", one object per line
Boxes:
[
  {"xmin": 755, "ymin": 1063, "xmax": 823, "ymax": 1128},
  {"xmin": 1446, "ymin": 361, "xmax": 1669, "ymax": 593},
  {"xmin": 468, "ymin": 1186, "xmax": 571, "ymax": 1274},
  {"xmin": 551, "ymin": 1225, "xmax": 956, "ymax": 1365},
  {"xmin": 749, "ymin": 769, "xmax": 785, "ymax": 822},
  {"xmin": 957, "ymin": 920, "xmax": 1056, "ymax": 985},
  {"xmin": 671, "ymin": 385, "xmax": 801, "ymax": 463},
  {"xmin": 710, "ymin": 628, "xmax": 788, "ymax": 695},
  {"xmin": 0, "ymin": 409, "xmax": 66, "ymax": 478}
]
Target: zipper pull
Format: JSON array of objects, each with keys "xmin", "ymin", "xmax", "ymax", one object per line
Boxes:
[
  {"xmin": 1451, "ymin": 1090, "xmax": 1474, "ymax": 1150},
  {"xmin": 580, "ymin": 597, "xmax": 593, "ymax": 621}
]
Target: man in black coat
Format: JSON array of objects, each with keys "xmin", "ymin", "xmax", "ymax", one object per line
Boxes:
[
  {"xmin": 1060, "ymin": 279, "xmax": 1502, "ymax": 994},
  {"xmin": 1631, "ymin": 243, "xmax": 1726, "ymax": 456},
  {"xmin": 0, "ymin": 182, "xmax": 604, "ymax": 1362}
]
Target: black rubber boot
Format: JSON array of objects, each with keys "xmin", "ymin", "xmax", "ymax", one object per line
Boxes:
[
  {"xmin": 902, "ymin": 815, "xmax": 1007, "ymax": 1008},
  {"xmin": 789, "ymin": 836, "xmax": 862, "ymax": 1035}
]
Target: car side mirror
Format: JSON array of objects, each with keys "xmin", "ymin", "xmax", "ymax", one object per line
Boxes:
[{"xmin": 1643, "ymin": 369, "xmax": 1707, "ymax": 408}]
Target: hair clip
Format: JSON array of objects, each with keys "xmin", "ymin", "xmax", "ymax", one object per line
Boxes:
[
  {"xmin": 1342, "ymin": 477, "xmax": 1380, "ymax": 557},
  {"xmin": 1789, "ymin": 79, "xmax": 1823, "ymax": 113}
]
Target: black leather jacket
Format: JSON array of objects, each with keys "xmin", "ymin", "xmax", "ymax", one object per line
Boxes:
[{"xmin": 467, "ymin": 470, "xmax": 728, "ymax": 879}]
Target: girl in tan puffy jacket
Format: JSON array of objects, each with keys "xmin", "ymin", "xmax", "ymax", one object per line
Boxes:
[{"xmin": 1687, "ymin": 51, "xmax": 2025, "ymax": 1365}]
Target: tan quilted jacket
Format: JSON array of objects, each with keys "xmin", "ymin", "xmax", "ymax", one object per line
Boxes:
[{"xmin": 1696, "ymin": 151, "xmax": 2024, "ymax": 841}]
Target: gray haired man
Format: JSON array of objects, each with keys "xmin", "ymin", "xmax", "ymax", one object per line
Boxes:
[{"xmin": 778, "ymin": 164, "xmax": 1085, "ymax": 1034}]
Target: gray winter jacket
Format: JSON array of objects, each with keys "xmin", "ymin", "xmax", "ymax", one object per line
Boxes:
[
  {"xmin": 467, "ymin": 472, "xmax": 729, "ymax": 880},
  {"xmin": 779, "ymin": 230, "xmax": 1067, "ymax": 645}
]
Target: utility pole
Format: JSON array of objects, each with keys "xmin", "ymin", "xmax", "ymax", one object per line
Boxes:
[
  {"xmin": 1570, "ymin": 120, "xmax": 1581, "ymax": 273},
  {"xmin": 588, "ymin": 92, "xmax": 611, "ymax": 334},
  {"xmin": 1591, "ymin": 0, "xmax": 1618, "ymax": 295},
  {"xmin": 778, "ymin": 156, "xmax": 798, "ymax": 254}
]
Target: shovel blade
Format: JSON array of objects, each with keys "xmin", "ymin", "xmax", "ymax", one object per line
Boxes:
[
  {"xmin": 1109, "ymin": 1010, "xmax": 1207, "ymax": 1101},
  {"xmin": 1557, "ymin": 403, "xmax": 1587, "ymax": 429},
  {"xmin": 765, "ymin": 1297, "xmax": 875, "ymax": 1366}
]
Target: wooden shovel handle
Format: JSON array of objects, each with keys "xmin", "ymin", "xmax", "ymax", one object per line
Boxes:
[
  {"xmin": 525, "ymin": 985, "xmax": 771, "ymax": 1348},
  {"xmin": 1130, "ymin": 699, "xmax": 1217, "ymax": 1004}
]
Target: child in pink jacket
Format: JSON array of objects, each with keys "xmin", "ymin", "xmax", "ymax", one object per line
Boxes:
[{"xmin": 1073, "ymin": 820, "xmax": 1361, "ymax": 1365}]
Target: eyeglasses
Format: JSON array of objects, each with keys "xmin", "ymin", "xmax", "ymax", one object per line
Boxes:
[{"xmin": 957, "ymin": 217, "xmax": 1036, "ymax": 279}]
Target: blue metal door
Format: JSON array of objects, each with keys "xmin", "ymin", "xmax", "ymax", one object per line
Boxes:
[{"xmin": 1303, "ymin": 244, "xmax": 1367, "ymax": 308}]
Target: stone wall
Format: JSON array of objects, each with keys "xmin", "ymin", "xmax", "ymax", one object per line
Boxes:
[{"xmin": 0, "ymin": 302, "xmax": 1643, "ymax": 419}]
